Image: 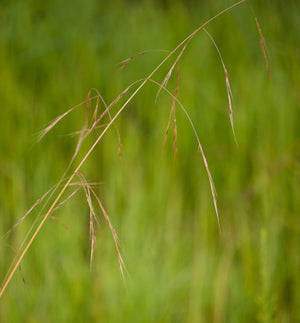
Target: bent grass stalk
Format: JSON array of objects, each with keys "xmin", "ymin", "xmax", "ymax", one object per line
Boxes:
[
  {"xmin": 202, "ymin": 28, "xmax": 237, "ymax": 145},
  {"xmin": 0, "ymin": 0, "xmax": 248, "ymax": 298}
]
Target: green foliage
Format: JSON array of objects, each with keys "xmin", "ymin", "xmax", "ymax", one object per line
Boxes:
[{"xmin": 0, "ymin": 0, "xmax": 299, "ymax": 322}]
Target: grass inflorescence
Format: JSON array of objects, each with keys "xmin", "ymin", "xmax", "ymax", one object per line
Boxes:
[{"xmin": 0, "ymin": 0, "xmax": 273, "ymax": 302}]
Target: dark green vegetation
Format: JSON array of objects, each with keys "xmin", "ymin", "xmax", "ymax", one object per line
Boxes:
[{"xmin": 0, "ymin": 0, "xmax": 299, "ymax": 321}]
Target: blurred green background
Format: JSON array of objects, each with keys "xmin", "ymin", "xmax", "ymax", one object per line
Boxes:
[{"xmin": 0, "ymin": 0, "xmax": 299, "ymax": 322}]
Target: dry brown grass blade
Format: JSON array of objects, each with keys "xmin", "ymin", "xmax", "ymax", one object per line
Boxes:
[
  {"xmin": 76, "ymin": 171, "xmax": 125, "ymax": 276},
  {"xmin": 252, "ymin": 8, "xmax": 272, "ymax": 84},
  {"xmin": 37, "ymin": 87, "xmax": 105, "ymax": 148},
  {"xmin": 87, "ymin": 88, "xmax": 107, "ymax": 127},
  {"xmin": 90, "ymin": 189, "xmax": 127, "ymax": 282},
  {"xmin": 35, "ymin": 96, "xmax": 99, "ymax": 142},
  {"xmin": 91, "ymin": 79, "xmax": 144, "ymax": 128},
  {"xmin": 69, "ymin": 89, "xmax": 108, "ymax": 169},
  {"xmin": 75, "ymin": 173, "xmax": 100, "ymax": 271},
  {"xmin": 149, "ymin": 78, "xmax": 221, "ymax": 233},
  {"xmin": 89, "ymin": 214, "xmax": 96, "ymax": 272},
  {"xmin": 85, "ymin": 88, "xmax": 123, "ymax": 161},
  {"xmin": 203, "ymin": 28, "xmax": 237, "ymax": 145},
  {"xmin": 156, "ymin": 42, "xmax": 188, "ymax": 103},
  {"xmin": 0, "ymin": 0, "xmax": 247, "ymax": 297},
  {"xmin": 3, "ymin": 188, "xmax": 53, "ymax": 238},
  {"xmin": 5, "ymin": 185, "xmax": 78, "ymax": 237},
  {"xmin": 163, "ymin": 111, "xmax": 173, "ymax": 149},
  {"xmin": 173, "ymin": 66, "xmax": 179, "ymax": 158},
  {"xmin": 52, "ymin": 187, "xmax": 80, "ymax": 213},
  {"xmin": 86, "ymin": 88, "xmax": 107, "ymax": 127},
  {"xmin": 163, "ymin": 65, "xmax": 179, "ymax": 158},
  {"xmin": 56, "ymin": 86, "xmax": 120, "ymax": 180},
  {"xmin": 173, "ymin": 117, "xmax": 178, "ymax": 159},
  {"xmin": 85, "ymin": 87, "xmax": 107, "ymax": 130},
  {"xmin": 119, "ymin": 49, "xmax": 170, "ymax": 71}
]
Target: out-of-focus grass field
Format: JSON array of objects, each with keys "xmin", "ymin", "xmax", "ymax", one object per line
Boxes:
[{"xmin": 0, "ymin": 0, "xmax": 299, "ymax": 321}]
